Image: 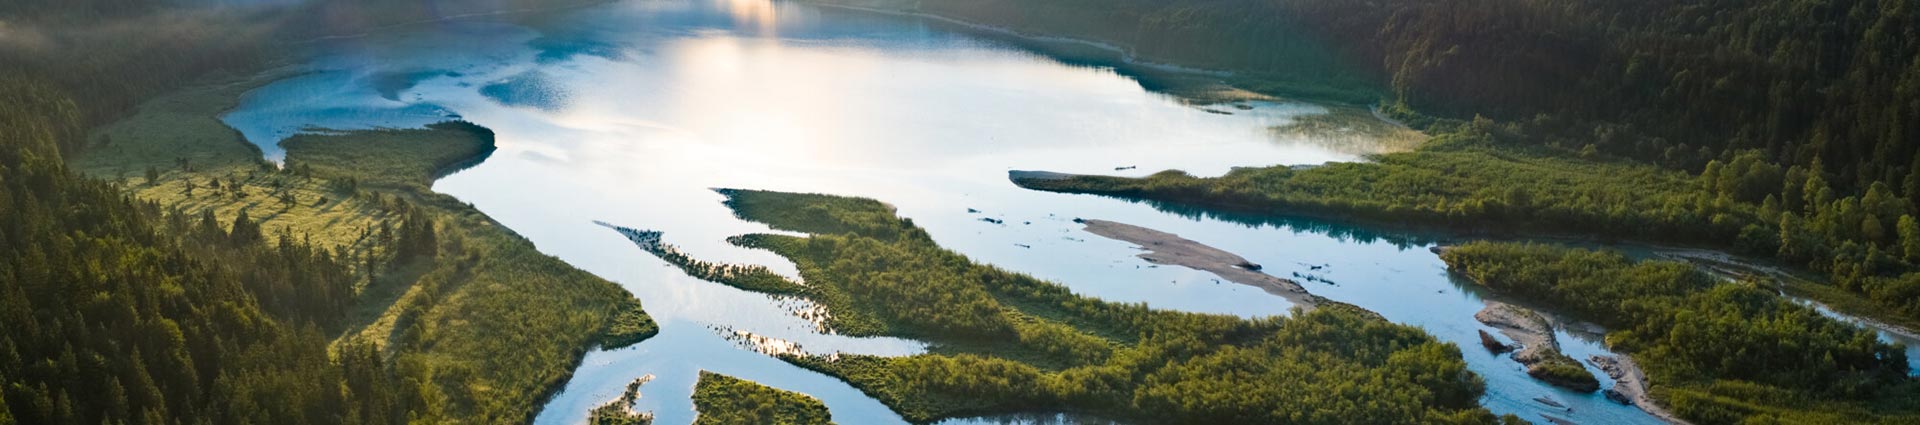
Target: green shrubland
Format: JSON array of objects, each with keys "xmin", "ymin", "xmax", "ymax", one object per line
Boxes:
[
  {"xmin": 693, "ymin": 371, "xmax": 835, "ymax": 425},
  {"xmin": 1443, "ymin": 242, "xmax": 1920, "ymax": 423},
  {"xmin": 638, "ymin": 190, "xmax": 1516, "ymax": 424}
]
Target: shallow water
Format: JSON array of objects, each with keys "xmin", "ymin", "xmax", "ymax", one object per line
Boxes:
[{"xmin": 220, "ymin": 0, "xmax": 1670, "ymax": 423}]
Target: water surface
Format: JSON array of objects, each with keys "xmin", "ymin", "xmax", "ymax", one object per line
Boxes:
[{"xmin": 221, "ymin": 0, "xmax": 1670, "ymax": 423}]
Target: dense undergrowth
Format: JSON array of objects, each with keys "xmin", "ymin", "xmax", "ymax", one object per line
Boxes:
[{"xmin": 692, "ymin": 371, "xmax": 836, "ymax": 425}]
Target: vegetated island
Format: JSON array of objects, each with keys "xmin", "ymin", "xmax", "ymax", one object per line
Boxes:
[
  {"xmin": 1442, "ymin": 242, "xmax": 1918, "ymax": 423},
  {"xmin": 1471, "ymin": 302, "xmax": 1598, "ymax": 392},
  {"xmin": 692, "ymin": 371, "xmax": 836, "ymax": 425},
  {"xmin": 610, "ymin": 189, "xmax": 1520, "ymax": 424},
  {"xmin": 590, "ymin": 374, "xmax": 657, "ymax": 425}
]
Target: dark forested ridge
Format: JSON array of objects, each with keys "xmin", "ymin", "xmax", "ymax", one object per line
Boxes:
[{"xmin": 829, "ymin": 0, "xmax": 1920, "ymax": 202}]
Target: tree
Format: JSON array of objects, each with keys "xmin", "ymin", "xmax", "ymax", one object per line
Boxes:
[
  {"xmin": 1899, "ymin": 215, "xmax": 1920, "ymax": 263},
  {"xmin": 230, "ymin": 210, "xmax": 262, "ymax": 245}
]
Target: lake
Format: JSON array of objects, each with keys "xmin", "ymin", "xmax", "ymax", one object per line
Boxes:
[{"xmin": 221, "ymin": 0, "xmax": 1669, "ymax": 423}]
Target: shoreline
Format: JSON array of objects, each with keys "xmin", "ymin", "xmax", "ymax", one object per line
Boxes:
[
  {"xmin": 807, "ymin": 3, "xmax": 1235, "ymax": 79},
  {"xmin": 294, "ymin": 0, "xmax": 612, "ymax": 43},
  {"xmin": 1590, "ymin": 355, "xmax": 1690, "ymax": 424},
  {"xmin": 1077, "ymin": 218, "xmax": 1323, "ymax": 310}
]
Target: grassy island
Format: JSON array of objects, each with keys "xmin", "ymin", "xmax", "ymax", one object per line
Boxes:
[
  {"xmin": 625, "ymin": 189, "xmax": 1517, "ymax": 424},
  {"xmin": 693, "ymin": 371, "xmax": 836, "ymax": 425}
]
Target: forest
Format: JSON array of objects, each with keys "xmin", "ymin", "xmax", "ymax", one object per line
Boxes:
[
  {"xmin": 828, "ymin": 0, "xmax": 1920, "ymax": 332},
  {"xmin": 0, "ymin": 1, "xmax": 660, "ymax": 423},
  {"xmin": 0, "ymin": 74, "xmax": 656, "ymax": 423},
  {"xmin": 1016, "ymin": 115, "xmax": 1920, "ymax": 330},
  {"xmin": 632, "ymin": 190, "xmax": 1520, "ymax": 424},
  {"xmin": 0, "ymin": 74, "xmax": 389, "ymax": 424},
  {"xmin": 1442, "ymin": 242, "xmax": 1920, "ymax": 423},
  {"xmin": 823, "ymin": 0, "xmax": 1920, "ymax": 200}
]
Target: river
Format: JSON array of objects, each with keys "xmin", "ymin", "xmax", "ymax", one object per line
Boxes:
[{"xmin": 222, "ymin": 0, "xmax": 1675, "ymax": 423}]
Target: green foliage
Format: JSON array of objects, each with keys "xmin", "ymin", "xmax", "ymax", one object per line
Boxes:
[
  {"xmin": 281, "ymin": 121, "xmax": 498, "ymax": 189},
  {"xmin": 0, "ymin": 76, "xmax": 379, "ymax": 425},
  {"xmin": 858, "ymin": 0, "xmax": 1920, "ymax": 205},
  {"xmin": 656, "ymin": 190, "xmax": 1507, "ymax": 424},
  {"xmin": 282, "ymin": 126, "xmax": 652, "ymax": 423},
  {"xmin": 1442, "ymin": 242, "xmax": 1920, "ymax": 423},
  {"xmin": 604, "ymin": 225, "xmax": 810, "ymax": 296},
  {"xmin": 589, "ymin": 376, "xmax": 654, "ymax": 425},
  {"xmin": 1018, "ymin": 130, "xmax": 1738, "ymax": 241},
  {"xmin": 1017, "ymin": 123, "xmax": 1920, "ymax": 326},
  {"xmin": 692, "ymin": 371, "xmax": 835, "ymax": 425},
  {"xmin": 1526, "ymin": 361, "xmax": 1599, "ymax": 393}
]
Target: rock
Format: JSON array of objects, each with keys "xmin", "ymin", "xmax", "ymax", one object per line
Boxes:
[
  {"xmin": 1478, "ymin": 329, "xmax": 1513, "ymax": 353},
  {"xmin": 1533, "ymin": 396, "xmax": 1565, "ymax": 409},
  {"xmin": 1603, "ymin": 388, "xmax": 1634, "ymax": 405}
]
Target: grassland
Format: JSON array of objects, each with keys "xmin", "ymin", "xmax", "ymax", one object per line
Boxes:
[
  {"xmin": 75, "ymin": 78, "xmax": 656, "ymax": 423},
  {"xmin": 693, "ymin": 371, "xmax": 836, "ymax": 425},
  {"xmin": 635, "ymin": 190, "xmax": 1512, "ymax": 424}
]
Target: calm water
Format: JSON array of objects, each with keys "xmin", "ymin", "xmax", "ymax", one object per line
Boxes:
[{"xmin": 223, "ymin": 0, "xmax": 1675, "ymax": 423}]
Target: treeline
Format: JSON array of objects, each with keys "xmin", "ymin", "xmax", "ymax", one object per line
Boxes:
[
  {"xmin": 0, "ymin": 1, "xmax": 656, "ymax": 422},
  {"xmin": 1014, "ymin": 116, "xmax": 1920, "ymax": 326},
  {"xmin": 0, "ymin": 76, "xmax": 407, "ymax": 424},
  {"xmin": 646, "ymin": 190, "xmax": 1516, "ymax": 424},
  {"xmin": 279, "ymin": 123, "xmax": 658, "ymax": 422},
  {"xmin": 1294, "ymin": 0, "xmax": 1920, "ymax": 198},
  {"xmin": 835, "ymin": 0, "xmax": 1920, "ymax": 205},
  {"xmin": 1441, "ymin": 242, "xmax": 1919, "ymax": 423},
  {"xmin": 809, "ymin": 0, "xmax": 1378, "ymax": 100},
  {"xmin": 857, "ymin": 0, "xmax": 1920, "ymax": 322}
]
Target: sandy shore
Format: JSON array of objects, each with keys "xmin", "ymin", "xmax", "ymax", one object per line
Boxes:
[
  {"xmin": 1590, "ymin": 355, "xmax": 1691, "ymax": 424},
  {"xmin": 1476, "ymin": 301, "xmax": 1605, "ymax": 392},
  {"xmin": 1475, "ymin": 302, "xmax": 1559, "ymax": 364},
  {"xmin": 1079, "ymin": 219, "xmax": 1322, "ymax": 309}
]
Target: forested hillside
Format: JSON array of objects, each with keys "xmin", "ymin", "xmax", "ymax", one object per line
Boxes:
[
  {"xmin": 0, "ymin": 76, "xmax": 395, "ymax": 425},
  {"xmin": 0, "ymin": 0, "xmax": 656, "ymax": 423},
  {"xmin": 827, "ymin": 0, "xmax": 1920, "ymax": 201}
]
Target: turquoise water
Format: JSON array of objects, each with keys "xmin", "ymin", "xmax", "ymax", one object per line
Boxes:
[{"xmin": 220, "ymin": 0, "xmax": 1678, "ymax": 423}]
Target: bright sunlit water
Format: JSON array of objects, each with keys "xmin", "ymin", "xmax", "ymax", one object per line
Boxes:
[{"xmin": 221, "ymin": 0, "xmax": 1675, "ymax": 423}]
